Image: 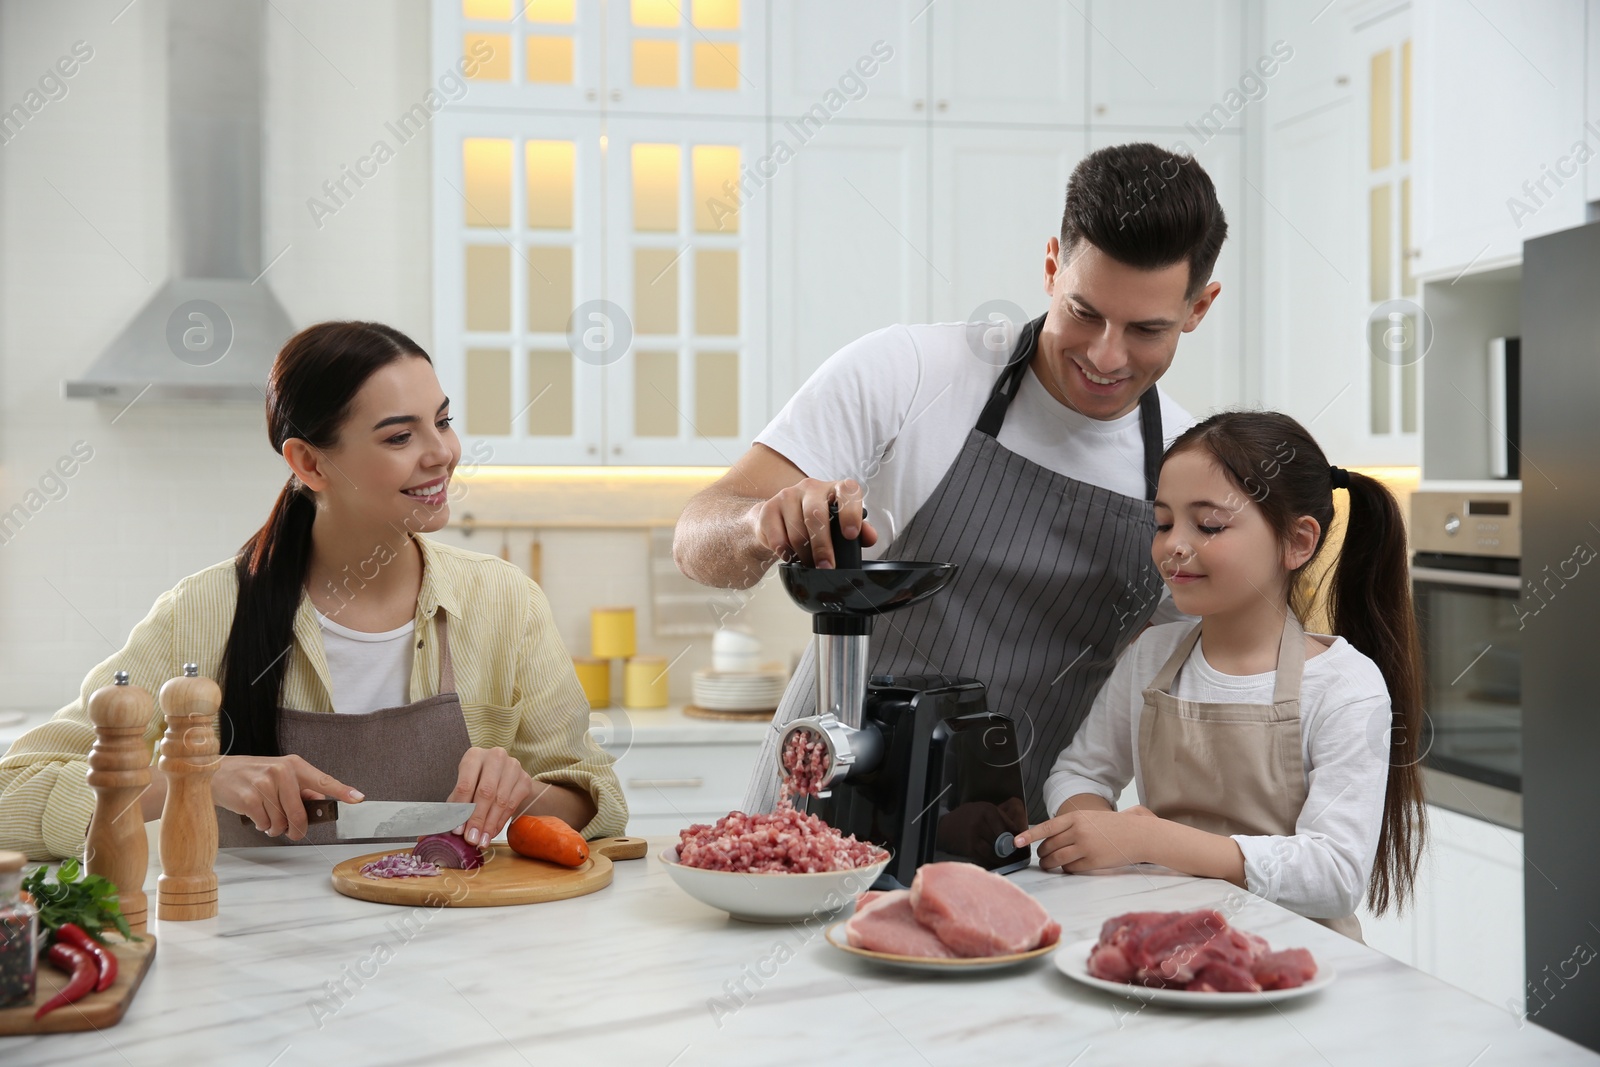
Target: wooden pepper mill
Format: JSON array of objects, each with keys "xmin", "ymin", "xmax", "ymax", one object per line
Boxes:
[
  {"xmin": 157, "ymin": 664, "xmax": 221, "ymax": 921},
  {"xmin": 86, "ymin": 670, "xmax": 154, "ymax": 933}
]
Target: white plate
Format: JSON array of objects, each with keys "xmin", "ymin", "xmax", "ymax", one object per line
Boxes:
[
  {"xmin": 1053, "ymin": 938, "xmax": 1335, "ymax": 1007},
  {"xmin": 824, "ymin": 923, "xmax": 1059, "ymax": 974}
]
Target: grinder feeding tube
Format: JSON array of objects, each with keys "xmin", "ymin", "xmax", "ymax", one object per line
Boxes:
[{"xmin": 776, "ymin": 502, "xmax": 1033, "ymax": 888}]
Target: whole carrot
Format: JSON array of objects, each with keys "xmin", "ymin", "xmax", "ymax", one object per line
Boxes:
[{"xmin": 507, "ymin": 815, "xmax": 590, "ymax": 867}]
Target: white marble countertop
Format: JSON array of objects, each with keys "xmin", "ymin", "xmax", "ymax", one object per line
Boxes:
[{"xmin": 3, "ymin": 838, "xmax": 1595, "ymax": 1066}]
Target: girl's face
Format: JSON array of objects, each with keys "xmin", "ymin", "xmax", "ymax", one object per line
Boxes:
[
  {"xmin": 312, "ymin": 355, "xmax": 462, "ymax": 534},
  {"xmin": 1151, "ymin": 448, "xmax": 1298, "ymax": 617}
]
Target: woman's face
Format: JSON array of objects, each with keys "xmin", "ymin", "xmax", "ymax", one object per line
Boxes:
[{"xmin": 313, "ymin": 355, "xmax": 462, "ymax": 534}]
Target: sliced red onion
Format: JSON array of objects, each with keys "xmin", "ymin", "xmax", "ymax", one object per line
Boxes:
[
  {"xmin": 360, "ymin": 852, "xmax": 441, "ymax": 879},
  {"xmin": 414, "ymin": 831, "xmax": 484, "ymax": 870}
]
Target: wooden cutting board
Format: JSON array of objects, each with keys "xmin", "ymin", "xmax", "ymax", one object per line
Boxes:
[
  {"xmin": 0, "ymin": 932, "xmax": 157, "ymax": 1035},
  {"xmin": 330, "ymin": 837, "xmax": 648, "ymax": 907}
]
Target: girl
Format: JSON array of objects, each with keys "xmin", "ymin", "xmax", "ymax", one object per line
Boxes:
[
  {"xmin": 1013, "ymin": 411, "xmax": 1425, "ymax": 937},
  {"xmin": 0, "ymin": 322, "xmax": 625, "ymax": 859}
]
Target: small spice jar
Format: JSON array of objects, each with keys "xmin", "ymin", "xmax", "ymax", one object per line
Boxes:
[{"xmin": 0, "ymin": 850, "xmax": 37, "ymax": 1009}]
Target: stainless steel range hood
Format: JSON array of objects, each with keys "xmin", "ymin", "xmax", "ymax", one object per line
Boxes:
[{"xmin": 65, "ymin": 0, "xmax": 293, "ymax": 403}]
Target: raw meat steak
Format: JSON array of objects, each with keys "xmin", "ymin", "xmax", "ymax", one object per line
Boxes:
[
  {"xmin": 1086, "ymin": 909, "xmax": 1317, "ymax": 992},
  {"xmin": 844, "ymin": 890, "xmax": 958, "ymax": 958},
  {"xmin": 909, "ymin": 862, "xmax": 1061, "ymax": 957},
  {"xmin": 1253, "ymin": 947, "xmax": 1319, "ymax": 990}
]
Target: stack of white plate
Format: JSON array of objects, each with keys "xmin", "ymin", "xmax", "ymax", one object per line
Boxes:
[{"xmin": 691, "ymin": 665, "xmax": 788, "ymax": 712}]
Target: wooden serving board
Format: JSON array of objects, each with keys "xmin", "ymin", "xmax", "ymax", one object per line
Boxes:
[
  {"xmin": 0, "ymin": 933, "xmax": 157, "ymax": 1035},
  {"xmin": 330, "ymin": 837, "xmax": 648, "ymax": 907}
]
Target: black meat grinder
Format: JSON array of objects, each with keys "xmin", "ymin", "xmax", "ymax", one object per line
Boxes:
[{"xmin": 776, "ymin": 502, "xmax": 1033, "ymax": 889}]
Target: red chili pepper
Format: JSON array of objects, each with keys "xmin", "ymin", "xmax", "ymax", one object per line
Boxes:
[
  {"xmin": 34, "ymin": 942, "xmax": 96, "ymax": 1020},
  {"xmin": 55, "ymin": 922, "xmax": 117, "ymax": 993}
]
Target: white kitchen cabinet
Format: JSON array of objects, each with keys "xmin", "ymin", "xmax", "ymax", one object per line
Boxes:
[
  {"xmin": 1258, "ymin": 91, "xmax": 1367, "ymax": 462},
  {"xmin": 1257, "ymin": 1, "xmax": 1430, "ymax": 468},
  {"xmin": 1589, "ymin": 0, "xmax": 1600, "ymax": 206},
  {"xmin": 1362, "ymin": 804, "xmax": 1526, "ymax": 1014},
  {"xmin": 432, "ymin": 0, "xmax": 605, "ymax": 113},
  {"xmin": 768, "ymin": 0, "xmax": 930, "ymax": 123},
  {"xmin": 434, "ymin": 111, "xmax": 608, "ymax": 464},
  {"xmin": 602, "ymin": 117, "xmax": 770, "ymax": 465},
  {"xmin": 1412, "ymin": 0, "xmax": 1588, "ymax": 279},
  {"xmin": 927, "ymin": 126, "xmax": 1088, "ymax": 325},
  {"xmin": 602, "ymin": 737, "xmax": 763, "ymax": 838},
  {"xmin": 1086, "ymin": 0, "xmax": 1244, "ymax": 130},
  {"xmin": 928, "ymin": 0, "xmax": 1088, "ymax": 126},
  {"xmin": 601, "ymin": 0, "xmax": 765, "ymax": 118},
  {"xmin": 768, "ymin": 121, "xmax": 931, "ymax": 410},
  {"xmin": 1084, "ymin": 127, "xmax": 1244, "ymax": 420}
]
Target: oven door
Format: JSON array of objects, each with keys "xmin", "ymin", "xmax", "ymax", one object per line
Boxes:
[{"xmin": 1411, "ymin": 563, "xmax": 1523, "ymax": 828}]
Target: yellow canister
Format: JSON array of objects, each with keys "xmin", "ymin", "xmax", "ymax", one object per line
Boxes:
[
  {"xmin": 572, "ymin": 657, "xmax": 610, "ymax": 708},
  {"xmin": 623, "ymin": 655, "xmax": 669, "ymax": 709},
  {"xmin": 591, "ymin": 606, "xmax": 637, "ymax": 659}
]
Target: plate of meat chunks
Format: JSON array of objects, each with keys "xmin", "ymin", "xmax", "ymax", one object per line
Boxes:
[{"xmin": 1055, "ymin": 909, "xmax": 1333, "ymax": 1006}]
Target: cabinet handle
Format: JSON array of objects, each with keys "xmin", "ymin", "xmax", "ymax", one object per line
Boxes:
[
  {"xmin": 586, "ymin": 88, "xmax": 598, "ymax": 101},
  {"xmin": 610, "ymin": 89, "xmax": 622, "ymax": 102},
  {"xmin": 1095, "ymin": 103, "xmax": 1107, "ymax": 115},
  {"xmin": 936, "ymin": 99, "xmax": 948, "ymax": 111},
  {"xmin": 913, "ymin": 99, "xmax": 925, "ymax": 110},
  {"xmin": 629, "ymin": 777, "xmax": 705, "ymax": 789},
  {"xmin": 587, "ymin": 444, "xmax": 598, "ymax": 455}
]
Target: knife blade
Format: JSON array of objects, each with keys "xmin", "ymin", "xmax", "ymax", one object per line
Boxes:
[{"xmin": 239, "ymin": 800, "xmax": 477, "ymax": 839}]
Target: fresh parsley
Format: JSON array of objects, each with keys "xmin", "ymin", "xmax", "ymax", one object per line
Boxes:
[{"xmin": 21, "ymin": 857, "xmax": 140, "ymax": 944}]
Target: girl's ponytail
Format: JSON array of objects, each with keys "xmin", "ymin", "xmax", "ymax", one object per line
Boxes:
[{"xmin": 1327, "ymin": 471, "xmax": 1427, "ymax": 915}]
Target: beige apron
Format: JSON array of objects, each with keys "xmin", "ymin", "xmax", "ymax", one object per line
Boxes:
[
  {"xmin": 1138, "ymin": 612, "xmax": 1364, "ymax": 941},
  {"xmin": 214, "ymin": 609, "xmax": 474, "ymax": 848}
]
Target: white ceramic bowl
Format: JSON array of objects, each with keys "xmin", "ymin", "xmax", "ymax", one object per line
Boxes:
[
  {"xmin": 659, "ymin": 847, "xmax": 891, "ymax": 923},
  {"xmin": 711, "ymin": 628, "xmax": 763, "ymax": 672}
]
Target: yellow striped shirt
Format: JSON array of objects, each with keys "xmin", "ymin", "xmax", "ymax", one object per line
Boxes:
[{"xmin": 0, "ymin": 535, "xmax": 626, "ymax": 860}]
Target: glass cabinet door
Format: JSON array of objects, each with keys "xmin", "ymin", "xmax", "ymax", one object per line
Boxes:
[
  {"xmin": 436, "ymin": 113, "xmax": 606, "ymax": 464},
  {"xmin": 603, "ymin": 0, "xmax": 764, "ymax": 117},
  {"xmin": 602, "ymin": 117, "xmax": 768, "ymax": 465},
  {"xmin": 439, "ymin": 0, "xmax": 604, "ymax": 111}
]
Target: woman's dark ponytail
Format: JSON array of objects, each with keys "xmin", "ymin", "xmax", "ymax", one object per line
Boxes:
[
  {"xmin": 217, "ymin": 321, "xmax": 430, "ymax": 756},
  {"xmin": 1327, "ymin": 471, "xmax": 1427, "ymax": 916}
]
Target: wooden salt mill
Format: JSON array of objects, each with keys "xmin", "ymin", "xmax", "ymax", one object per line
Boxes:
[
  {"xmin": 157, "ymin": 664, "xmax": 221, "ymax": 921},
  {"xmin": 86, "ymin": 670, "xmax": 154, "ymax": 933}
]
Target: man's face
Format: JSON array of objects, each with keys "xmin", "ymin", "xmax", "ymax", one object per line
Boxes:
[{"xmin": 1034, "ymin": 237, "xmax": 1220, "ymax": 420}]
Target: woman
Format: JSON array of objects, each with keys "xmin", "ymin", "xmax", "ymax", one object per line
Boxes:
[{"xmin": 0, "ymin": 322, "xmax": 625, "ymax": 859}]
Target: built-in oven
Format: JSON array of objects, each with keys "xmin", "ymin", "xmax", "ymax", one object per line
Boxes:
[{"xmin": 1410, "ymin": 489, "xmax": 1522, "ymax": 829}]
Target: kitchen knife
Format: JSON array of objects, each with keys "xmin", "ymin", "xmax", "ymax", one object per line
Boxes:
[{"xmin": 237, "ymin": 800, "xmax": 477, "ymax": 839}]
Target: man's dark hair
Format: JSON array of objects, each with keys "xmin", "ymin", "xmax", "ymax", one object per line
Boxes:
[{"xmin": 1060, "ymin": 142, "xmax": 1227, "ymax": 300}]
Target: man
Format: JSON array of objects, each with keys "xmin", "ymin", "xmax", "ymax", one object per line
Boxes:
[{"xmin": 674, "ymin": 142, "xmax": 1226, "ymax": 821}]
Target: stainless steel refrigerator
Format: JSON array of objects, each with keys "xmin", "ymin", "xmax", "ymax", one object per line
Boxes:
[{"xmin": 1520, "ymin": 219, "xmax": 1600, "ymax": 1052}]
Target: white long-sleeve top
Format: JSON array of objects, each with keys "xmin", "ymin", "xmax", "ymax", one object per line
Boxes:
[{"xmin": 1041, "ymin": 621, "xmax": 1393, "ymax": 920}]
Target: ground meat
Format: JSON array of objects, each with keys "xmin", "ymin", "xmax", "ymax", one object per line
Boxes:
[
  {"xmin": 780, "ymin": 729, "xmax": 828, "ymax": 797},
  {"xmin": 676, "ymin": 726, "xmax": 884, "ymax": 873},
  {"xmin": 676, "ymin": 793, "xmax": 884, "ymax": 873}
]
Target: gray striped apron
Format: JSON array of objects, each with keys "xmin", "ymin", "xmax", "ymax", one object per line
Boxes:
[{"xmin": 743, "ymin": 315, "xmax": 1166, "ymax": 822}]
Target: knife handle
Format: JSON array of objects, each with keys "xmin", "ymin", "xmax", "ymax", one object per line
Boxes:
[{"xmin": 237, "ymin": 799, "xmax": 339, "ymax": 828}]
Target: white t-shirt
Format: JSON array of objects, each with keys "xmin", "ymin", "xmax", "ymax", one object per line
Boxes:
[
  {"xmin": 1042, "ymin": 621, "xmax": 1393, "ymax": 920},
  {"xmin": 315, "ymin": 611, "xmax": 417, "ymax": 714},
  {"xmin": 756, "ymin": 321, "xmax": 1199, "ymax": 624}
]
